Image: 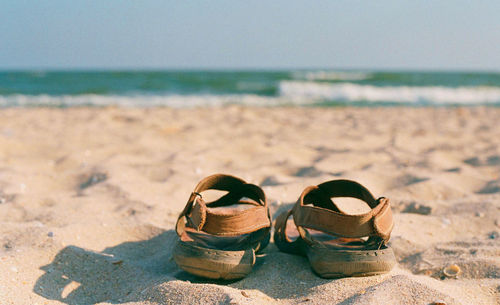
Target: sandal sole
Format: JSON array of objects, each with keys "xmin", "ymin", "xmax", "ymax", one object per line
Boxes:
[
  {"xmin": 305, "ymin": 244, "xmax": 396, "ymax": 278},
  {"xmin": 173, "ymin": 241, "xmax": 256, "ymax": 280}
]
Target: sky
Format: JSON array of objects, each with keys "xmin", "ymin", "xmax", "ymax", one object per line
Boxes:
[{"xmin": 1, "ymin": 1, "xmax": 500, "ymax": 71}]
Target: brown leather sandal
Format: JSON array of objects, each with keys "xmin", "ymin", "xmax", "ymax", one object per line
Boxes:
[
  {"xmin": 173, "ymin": 174, "xmax": 272, "ymax": 280},
  {"xmin": 274, "ymin": 179, "xmax": 396, "ymax": 278}
]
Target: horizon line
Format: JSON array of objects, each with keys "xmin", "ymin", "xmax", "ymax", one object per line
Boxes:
[{"xmin": 1, "ymin": 66, "xmax": 500, "ymax": 73}]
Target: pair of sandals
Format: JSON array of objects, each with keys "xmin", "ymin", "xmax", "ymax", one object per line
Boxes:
[{"xmin": 174, "ymin": 174, "xmax": 396, "ymax": 280}]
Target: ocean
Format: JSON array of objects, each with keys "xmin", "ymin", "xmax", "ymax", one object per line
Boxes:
[{"xmin": 1, "ymin": 70, "xmax": 500, "ymax": 107}]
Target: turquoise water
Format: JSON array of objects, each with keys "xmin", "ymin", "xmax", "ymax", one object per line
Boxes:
[{"xmin": 1, "ymin": 70, "xmax": 500, "ymax": 107}]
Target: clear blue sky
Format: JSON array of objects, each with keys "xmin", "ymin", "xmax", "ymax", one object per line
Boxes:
[{"xmin": 1, "ymin": 1, "xmax": 499, "ymax": 70}]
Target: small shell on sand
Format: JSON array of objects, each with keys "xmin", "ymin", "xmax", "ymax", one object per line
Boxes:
[{"xmin": 443, "ymin": 264, "xmax": 461, "ymax": 278}]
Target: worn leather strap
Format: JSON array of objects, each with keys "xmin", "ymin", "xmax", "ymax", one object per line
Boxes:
[
  {"xmin": 176, "ymin": 174, "xmax": 271, "ymax": 237},
  {"xmin": 292, "ymin": 180, "xmax": 393, "ymax": 242}
]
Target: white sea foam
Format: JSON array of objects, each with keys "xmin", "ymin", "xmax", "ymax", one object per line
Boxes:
[
  {"xmin": 0, "ymin": 94, "xmax": 306, "ymax": 108},
  {"xmin": 292, "ymin": 71, "xmax": 372, "ymax": 81},
  {"xmin": 279, "ymin": 81, "xmax": 500, "ymax": 104},
  {"xmin": 2, "ymin": 82, "xmax": 500, "ymax": 107}
]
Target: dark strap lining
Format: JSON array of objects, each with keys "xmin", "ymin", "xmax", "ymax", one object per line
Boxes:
[
  {"xmin": 316, "ymin": 180, "xmax": 378, "ymax": 208},
  {"xmin": 207, "ymin": 183, "xmax": 266, "ymax": 208}
]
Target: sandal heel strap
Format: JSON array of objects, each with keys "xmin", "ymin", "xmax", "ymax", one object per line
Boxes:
[
  {"xmin": 292, "ymin": 180, "xmax": 394, "ymax": 242},
  {"xmin": 176, "ymin": 174, "xmax": 272, "ymax": 237}
]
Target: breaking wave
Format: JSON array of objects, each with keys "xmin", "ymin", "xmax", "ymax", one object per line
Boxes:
[
  {"xmin": 0, "ymin": 94, "xmax": 305, "ymax": 108},
  {"xmin": 279, "ymin": 81, "xmax": 500, "ymax": 104},
  {"xmin": 2, "ymin": 82, "xmax": 500, "ymax": 107}
]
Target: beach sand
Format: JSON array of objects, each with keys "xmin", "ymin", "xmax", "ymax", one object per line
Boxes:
[{"xmin": 0, "ymin": 106, "xmax": 499, "ymax": 305}]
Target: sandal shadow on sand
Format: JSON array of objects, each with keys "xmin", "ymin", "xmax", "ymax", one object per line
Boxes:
[
  {"xmin": 173, "ymin": 174, "xmax": 272, "ymax": 280},
  {"xmin": 274, "ymin": 179, "xmax": 396, "ymax": 278}
]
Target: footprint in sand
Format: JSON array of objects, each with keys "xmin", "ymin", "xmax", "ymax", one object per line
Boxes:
[
  {"xmin": 77, "ymin": 171, "xmax": 108, "ymax": 192},
  {"xmin": 293, "ymin": 166, "xmax": 324, "ymax": 178},
  {"xmin": 476, "ymin": 179, "xmax": 500, "ymax": 194},
  {"xmin": 259, "ymin": 176, "xmax": 282, "ymax": 187},
  {"xmin": 464, "ymin": 155, "xmax": 500, "ymax": 167},
  {"xmin": 392, "ymin": 174, "xmax": 430, "ymax": 188}
]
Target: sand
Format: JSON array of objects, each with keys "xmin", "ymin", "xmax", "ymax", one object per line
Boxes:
[{"xmin": 0, "ymin": 106, "xmax": 499, "ymax": 305}]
